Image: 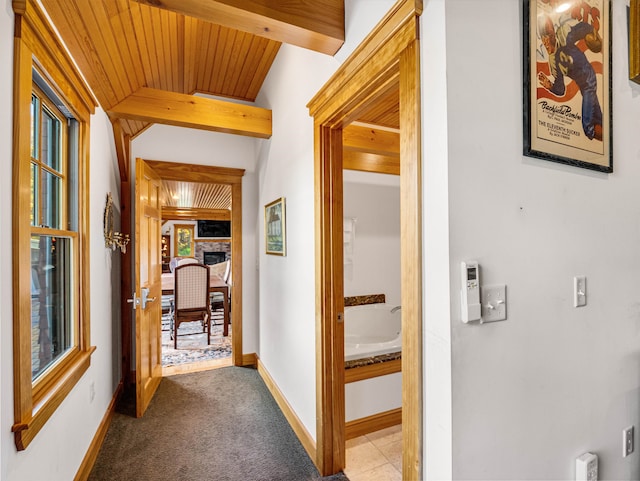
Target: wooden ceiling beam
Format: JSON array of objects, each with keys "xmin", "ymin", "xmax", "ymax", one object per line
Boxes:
[
  {"xmin": 108, "ymin": 87, "xmax": 272, "ymax": 138},
  {"xmin": 112, "ymin": 120, "xmax": 131, "ymax": 181},
  {"xmin": 162, "ymin": 207, "xmax": 231, "ymax": 221},
  {"xmin": 343, "ymin": 150, "xmax": 399, "ymax": 176},
  {"xmin": 131, "ymin": 0, "xmax": 344, "ymax": 55},
  {"xmin": 343, "ymin": 124, "xmax": 400, "ymax": 157},
  {"xmin": 144, "ymin": 159, "xmax": 246, "ymax": 185}
]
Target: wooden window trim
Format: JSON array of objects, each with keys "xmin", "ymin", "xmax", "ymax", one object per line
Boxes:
[{"xmin": 12, "ymin": 0, "xmax": 96, "ymax": 451}]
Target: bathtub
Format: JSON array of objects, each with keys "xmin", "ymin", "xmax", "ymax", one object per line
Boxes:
[{"xmin": 344, "ymin": 303, "xmax": 402, "ymax": 361}]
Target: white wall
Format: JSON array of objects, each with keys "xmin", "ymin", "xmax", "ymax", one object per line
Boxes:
[
  {"xmin": 255, "ymin": 0, "xmax": 397, "ymax": 440},
  {"xmin": 345, "ymin": 373, "xmax": 402, "ymax": 422},
  {"xmin": 132, "ymin": 126, "xmax": 261, "ymax": 352},
  {"xmin": 0, "ymin": 1, "xmax": 122, "ymax": 475},
  {"xmin": 0, "ymin": 1, "xmax": 14, "ymax": 478},
  {"xmin": 436, "ymin": 1, "xmax": 640, "ymax": 479},
  {"xmin": 420, "ymin": 0, "xmax": 453, "ymax": 479},
  {"xmin": 343, "ymin": 171, "xmax": 401, "ymax": 305}
]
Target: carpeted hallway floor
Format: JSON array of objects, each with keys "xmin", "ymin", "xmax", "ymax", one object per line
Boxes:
[{"xmin": 89, "ymin": 367, "xmax": 348, "ymax": 481}]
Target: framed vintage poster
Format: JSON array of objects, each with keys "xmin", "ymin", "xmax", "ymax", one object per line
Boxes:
[
  {"xmin": 265, "ymin": 197, "xmax": 286, "ymax": 256},
  {"xmin": 523, "ymin": 0, "xmax": 612, "ymax": 172},
  {"xmin": 631, "ymin": 0, "xmax": 640, "ymax": 83}
]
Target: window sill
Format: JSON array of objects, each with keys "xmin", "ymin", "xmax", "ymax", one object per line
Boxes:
[{"xmin": 12, "ymin": 346, "xmax": 96, "ymax": 450}]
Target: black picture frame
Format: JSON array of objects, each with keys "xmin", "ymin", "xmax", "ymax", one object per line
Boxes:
[
  {"xmin": 523, "ymin": 0, "xmax": 612, "ymax": 173},
  {"xmin": 197, "ymin": 220, "xmax": 231, "ymax": 238}
]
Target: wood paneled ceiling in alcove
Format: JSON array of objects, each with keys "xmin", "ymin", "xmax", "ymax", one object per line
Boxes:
[{"xmin": 161, "ymin": 181, "xmax": 231, "ymax": 210}]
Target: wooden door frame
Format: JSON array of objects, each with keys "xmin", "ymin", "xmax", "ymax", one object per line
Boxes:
[
  {"xmin": 121, "ymin": 159, "xmax": 246, "ymax": 387},
  {"xmin": 307, "ymin": 0, "xmax": 423, "ymax": 478}
]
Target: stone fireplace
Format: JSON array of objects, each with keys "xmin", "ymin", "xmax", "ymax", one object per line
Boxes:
[{"xmin": 195, "ymin": 241, "xmax": 231, "ymax": 265}]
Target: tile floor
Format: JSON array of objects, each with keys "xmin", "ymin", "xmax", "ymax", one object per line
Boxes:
[{"xmin": 344, "ymin": 424, "xmax": 402, "ymax": 481}]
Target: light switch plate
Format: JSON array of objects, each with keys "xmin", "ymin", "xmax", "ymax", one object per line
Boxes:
[
  {"xmin": 481, "ymin": 285, "xmax": 507, "ymax": 323},
  {"xmin": 574, "ymin": 276, "xmax": 587, "ymax": 307}
]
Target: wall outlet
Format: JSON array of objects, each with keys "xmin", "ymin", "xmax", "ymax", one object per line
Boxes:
[
  {"xmin": 89, "ymin": 381, "xmax": 95, "ymax": 403},
  {"xmin": 624, "ymin": 426, "xmax": 634, "ymax": 457}
]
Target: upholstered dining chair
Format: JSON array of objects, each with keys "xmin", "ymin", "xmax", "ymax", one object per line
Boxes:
[
  {"xmin": 177, "ymin": 257, "xmax": 200, "ymax": 266},
  {"xmin": 211, "ymin": 261, "xmax": 231, "ymax": 323},
  {"xmin": 171, "ymin": 263, "xmax": 211, "ymax": 349}
]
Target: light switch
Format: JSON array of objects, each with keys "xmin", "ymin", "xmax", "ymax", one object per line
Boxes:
[
  {"xmin": 574, "ymin": 276, "xmax": 587, "ymax": 307},
  {"xmin": 481, "ymin": 285, "xmax": 507, "ymax": 323}
]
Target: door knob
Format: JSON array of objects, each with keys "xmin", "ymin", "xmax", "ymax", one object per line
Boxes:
[{"xmin": 126, "ymin": 294, "xmax": 140, "ymax": 307}]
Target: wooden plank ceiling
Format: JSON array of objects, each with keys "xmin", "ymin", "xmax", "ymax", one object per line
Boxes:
[
  {"xmin": 39, "ymin": 0, "xmax": 399, "ymax": 210},
  {"xmin": 41, "ymin": 0, "xmax": 282, "ymax": 139},
  {"xmin": 162, "ymin": 181, "xmax": 231, "ymax": 210}
]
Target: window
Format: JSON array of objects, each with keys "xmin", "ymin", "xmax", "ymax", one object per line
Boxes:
[
  {"xmin": 175, "ymin": 224, "xmax": 195, "ymax": 257},
  {"xmin": 30, "ymin": 83, "xmax": 77, "ymax": 382},
  {"xmin": 12, "ymin": 1, "xmax": 95, "ymax": 450}
]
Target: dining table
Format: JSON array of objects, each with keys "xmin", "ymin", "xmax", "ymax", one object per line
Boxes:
[{"xmin": 161, "ymin": 272, "xmax": 230, "ymax": 336}]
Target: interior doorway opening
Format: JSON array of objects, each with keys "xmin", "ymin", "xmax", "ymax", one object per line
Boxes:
[{"xmin": 307, "ymin": 1, "xmax": 423, "ymax": 478}]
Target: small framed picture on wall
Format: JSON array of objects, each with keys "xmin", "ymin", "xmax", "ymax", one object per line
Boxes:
[
  {"xmin": 265, "ymin": 197, "xmax": 286, "ymax": 256},
  {"xmin": 523, "ymin": 0, "xmax": 612, "ymax": 172}
]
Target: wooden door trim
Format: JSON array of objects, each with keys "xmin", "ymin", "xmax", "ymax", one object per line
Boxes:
[{"xmin": 308, "ymin": 0, "xmax": 423, "ymax": 477}]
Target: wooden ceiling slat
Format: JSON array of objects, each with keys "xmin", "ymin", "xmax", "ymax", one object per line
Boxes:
[
  {"xmin": 246, "ymin": 41, "xmax": 281, "ymax": 100},
  {"xmin": 358, "ymin": 87, "xmax": 399, "ymax": 129},
  {"xmin": 99, "ymin": 1, "xmax": 138, "ymax": 95},
  {"xmin": 175, "ymin": 15, "xmax": 185, "ymax": 93},
  {"xmin": 113, "ymin": 0, "xmax": 146, "ymax": 91},
  {"xmin": 233, "ymin": 36, "xmax": 266, "ymax": 98},
  {"xmin": 143, "ymin": 6, "xmax": 162, "ymax": 89},
  {"xmin": 218, "ymin": 28, "xmax": 241, "ymax": 96},
  {"xmin": 195, "ymin": 22, "xmax": 215, "ymax": 94},
  {"xmin": 231, "ymin": 36, "xmax": 259, "ymax": 98},
  {"xmin": 184, "ymin": 16, "xmax": 199, "ymax": 94},
  {"xmin": 129, "ymin": 2, "xmax": 154, "ymax": 93},
  {"xmin": 161, "ymin": 9, "xmax": 175, "ymax": 92},
  {"xmin": 149, "ymin": 7, "xmax": 168, "ymax": 91},
  {"xmin": 121, "ymin": 118, "xmax": 136, "ymax": 138},
  {"xmin": 223, "ymin": 31, "xmax": 253, "ymax": 95},
  {"xmin": 74, "ymin": 1, "xmax": 129, "ymax": 100},
  {"xmin": 41, "ymin": 0, "xmax": 119, "ymax": 108},
  {"xmin": 212, "ymin": 28, "xmax": 237, "ymax": 94}
]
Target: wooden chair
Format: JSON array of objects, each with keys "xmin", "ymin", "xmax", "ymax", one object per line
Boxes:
[
  {"xmin": 171, "ymin": 263, "xmax": 211, "ymax": 349},
  {"xmin": 177, "ymin": 257, "xmax": 200, "ymax": 267},
  {"xmin": 211, "ymin": 261, "xmax": 231, "ymax": 324}
]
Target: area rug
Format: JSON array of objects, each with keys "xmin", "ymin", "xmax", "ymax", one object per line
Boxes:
[{"xmin": 161, "ymin": 312, "xmax": 232, "ymax": 367}]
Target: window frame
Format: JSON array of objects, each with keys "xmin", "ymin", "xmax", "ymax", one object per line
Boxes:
[{"xmin": 12, "ymin": 0, "xmax": 96, "ymax": 451}]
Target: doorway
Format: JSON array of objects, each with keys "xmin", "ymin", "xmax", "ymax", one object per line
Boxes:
[
  {"xmin": 146, "ymin": 160, "xmax": 245, "ymax": 372},
  {"xmin": 307, "ymin": 1, "xmax": 423, "ymax": 478},
  {"xmin": 120, "ymin": 160, "xmax": 247, "ymax": 406}
]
